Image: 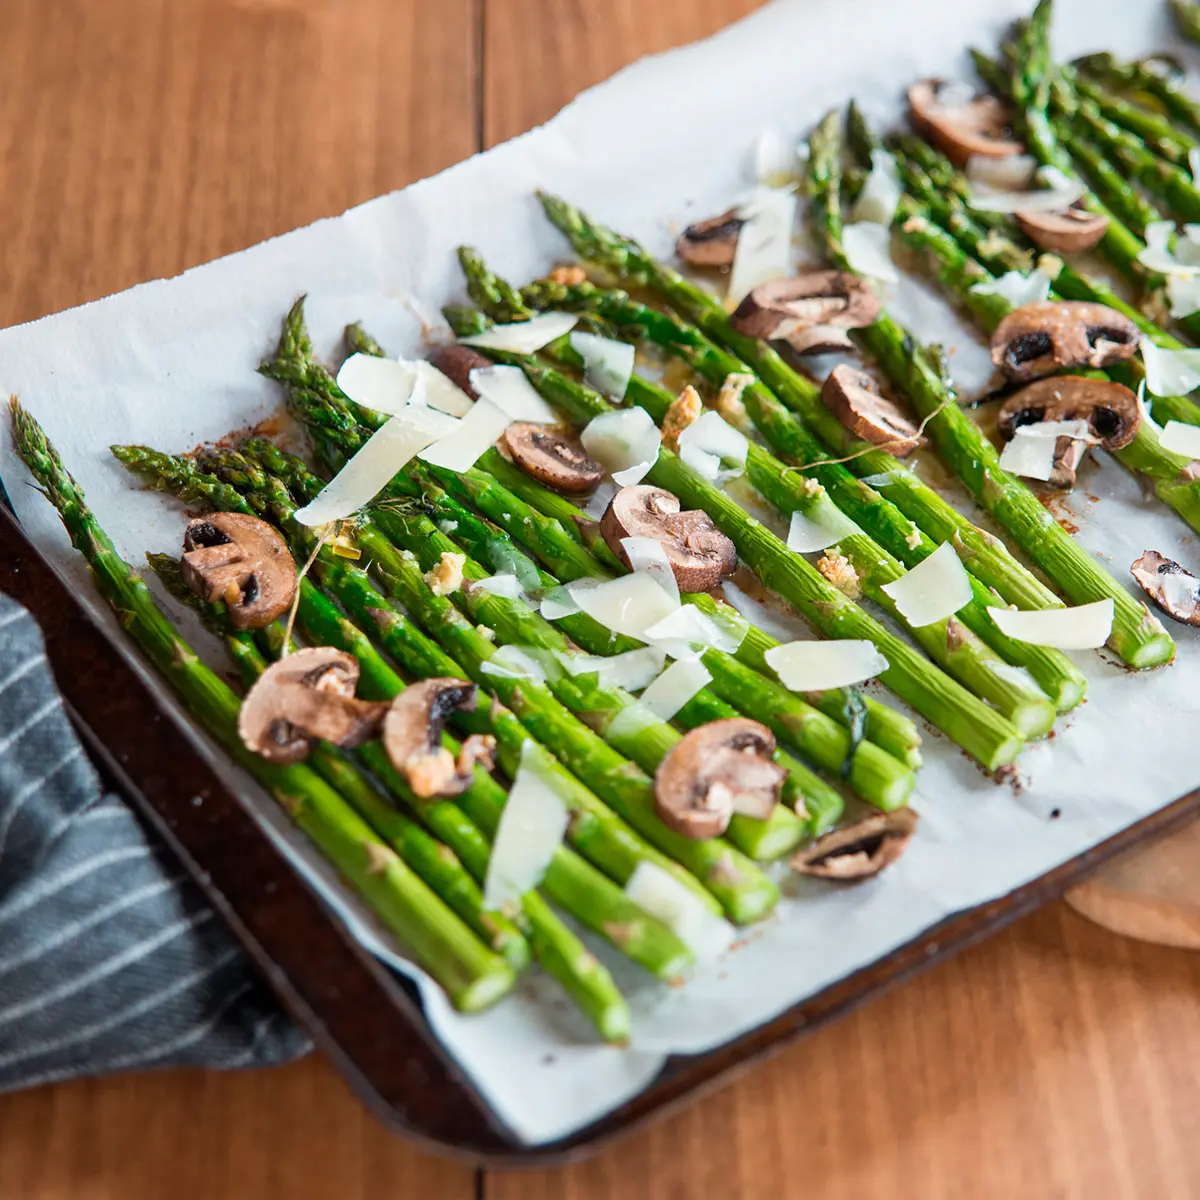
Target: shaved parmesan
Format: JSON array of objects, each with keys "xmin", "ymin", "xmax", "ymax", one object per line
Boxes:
[
  {"xmin": 1167, "ymin": 272, "xmax": 1200, "ymax": 319},
  {"xmin": 566, "ymin": 572, "xmax": 678, "ymax": 640},
  {"xmin": 539, "ymin": 585, "xmax": 581, "ymax": 620},
  {"xmin": 754, "ymin": 128, "xmax": 800, "ymax": 186},
  {"xmin": 880, "ymin": 542, "xmax": 972, "ymax": 627},
  {"xmin": 1159, "ymin": 419, "xmax": 1200, "ymax": 459},
  {"xmin": 417, "ymin": 361, "xmax": 476, "ymax": 417},
  {"xmin": 966, "ymin": 181, "xmax": 1085, "ymax": 213},
  {"xmin": 460, "ymin": 311, "xmax": 578, "ymax": 354},
  {"xmin": 970, "ymin": 269, "xmax": 1052, "ymax": 307},
  {"xmin": 559, "ymin": 646, "xmax": 666, "ymax": 692},
  {"xmin": 580, "ymin": 407, "xmax": 661, "ymax": 486},
  {"xmin": 1191, "ymin": 147, "xmax": 1200, "ymax": 185},
  {"xmin": 480, "ymin": 644, "xmax": 557, "ymax": 684},
  {"xmin": 1141, "ymin": 338, "xmax": 1200, "ymax": 397},
  {"xmin": 336, "ymin": 354, "xmax": 421, "ymax": 415},
  {"xmin": 643, "ymin": 604, "xmax": 745, "ymax": 657},
  {"xmin": 677, "ymin": 410, "xmax": 749, "ymax": 484},
  {"xmin": 786, "ymin": 503, "xmax": 861, "ymax": 553},
  {"xmin": 998, "ymin": 420, "xmax": 1093, "ymax": 482},
  {"xmin": 850, "ymin": 149, "xmax": 902, "ymax": 226},
  {"xmin": 469, "ymin": 365, "xmax": 559, "ymax": 423},
  {"xmin": 294, "ymin": 409, "xmax": 456, "ymax": 526},
  {"xmin": 965, "ymin": 153, "xmax": 1037, "ymax": 191},
  {"xmin": 624, "ymin": 860, "xmax": 735, "ymax": 961},
  {"xmin": 483, "ymin": 742, "xmax": 570, "ymax": 910},
  {"xmin": 635, "ymin": 653, "xmax": 712, "ymax": 721},
  {"xmin": 621, "ymin": 536, "xmax": 680, "ymax": 605},
  {"xmin": 728, "ymin": 187, "xmax": 797, "ymax": 304},
  {"xmin": 859, "ymin": 471, "xmax": 897, "ymax": 488},
  {"xmin": 470, "ymin": 572, "xmax": 528, "ymax": 600},
  {"xmin": 987, "ymin": 600, "xmax": 1114, "ymax": 649},
  {"xmin": 842, "ymin": 222, "xmax": 899, "ymax": 283},
  {"xmin": 569, "ymin": 331, "xmax": 634, "ymax": 400},
  {"xmin": 418, "ymin": 397, "xmax": 511, "ymax": 472},
  {"xmin": 765, "ymin": 639, "xmax": 889, "ymax": 691},
  {"xmin": 582, "ymin": 479, "xmax": 618, "ymax": 520}
]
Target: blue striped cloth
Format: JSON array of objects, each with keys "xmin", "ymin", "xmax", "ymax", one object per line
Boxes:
[{"xmin": 0, "ymin": 592, "xmax": 309, "ymax": 1092}]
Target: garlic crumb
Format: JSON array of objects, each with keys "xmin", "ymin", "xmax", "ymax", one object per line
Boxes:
[
  {"xmin": 715, "ymin": 372, "xmax": 756, "ymax": 434},
  {"xmin": 817, "ymin": 548, "xmax": 861, "ymax": 599},
  {"xmin": 661, "ymin": 385, "xmax": 703, "ymax": 451},
  {"xmin": 904, "ymin": 523, "xmax": 921, "ymax": 549},
  {"xmin": 425, "ymin": 551, "xmax": 466, "ymax": 596}
]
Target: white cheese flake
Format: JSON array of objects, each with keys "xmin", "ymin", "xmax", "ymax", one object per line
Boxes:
[
  {"xmin": 569, "ymin": 331, "xmax": 635, "ymax": 400},
  {"xmin": 1158, "ymin": 419, "xmax": 1200, "ymax": 459},
  {"xmin": 765, "ymin": 639, "xmax": 889, "ymax": 691},
  {"xmin": 418, "ymin": 396, "xmax": 512, "ymax": 472},
  {"xmin": 880, "ymin": 542, "xmax": 972, "ymax": 627},
  {"xmin": 676, "ymin": 410, "xmax": 749, "ymax": 484},
  {"xmin": 580, "ymin": 407, "xmax": 661, "ymax": 487},
  {"xmin": 970, "ymin": 269, "xmax": 1052, "ymax": 307},
  {"xmin": 1141, "ymin": 338, "xmax": 1200, "ymax": 397},
  {"xmin": 850, "ymin": 149, "xmax": 903, "ymax": 226},
  {"xmin": 459, "ymin": 311, "xmax": 578, "ymax": 354},
  {"xmin": 786, "ymin": 503, "xmax": 861, "ymax": 553},
  {"xmin": 987, "ymin": 600, "xmax": 1114, "ymax": 649},
  {"xmin": 468, "ymin": 365, "xmax": 559, "ymax": 423},
  {"xmin": 842, "ymin": 222, "xmax": 899, "ymax": 283},
  {"xmin": 728, "ymin": 187, "xmax": 797, "ymax": 304},
  {"xmin": 624, "ymin": 860, "xmax": 735, "ymax": 961}
]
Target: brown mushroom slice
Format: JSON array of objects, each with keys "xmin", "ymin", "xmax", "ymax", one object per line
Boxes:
[
  {"xmin": 1130, "ymin": 551, "xmax": 1200, "ymax": 625},
  {"xmin": 998, "ymin": 376, "xmax": 1141, "ymax": 453},
  {"xmin": 502, "ymin": 422, "xmax": 604, "ymax": 494},
  {"xmin": 654, "ymin": 718, "xmax": 786, "ymax": 839},
  {"xmin": 907, "ymin": 80, "xmax": 1024, "ymax": 167},
  {"xmin": 237, "ymin": 647, "xmax": 387, "ymax": 765},
  {"xmin": 729, "ymin": 272, "xmax": 881, "ymax": 355},
  {"xmin": 427, "ymin": 345, "xmax": 494, "ymax": 399},
  {"xmin": 989, "ymin": 301, "xmax": 1140, "ymax": 382},
  {"xmin": 600, "ymin": 485, "xmax": 737, "ymax": 592},
  {"xmin": 790, "ymin": 809, "xmax": 919, "ymax": 881},
  {"xmin": 382, "ymin": 678, "xmax": 495, "ymax": 798},
  {"xmin": 181, "ymin": 512, "xmax": 297, "ymax": 631},
  {"xmin": 676, "ymin": 209, "xmax": 745, "ymax": 267},
  {"xmin": 821, "ymin": 364, "xmax": 924, "ymax": 456},
  {"xmin": 1015, "ymin": 206, "xmax": 1109, "ymax": 254}
]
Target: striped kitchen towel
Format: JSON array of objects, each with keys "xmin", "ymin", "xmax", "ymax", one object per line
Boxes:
[{"xmin": 0, "ymin": 591, "xmax": 309, "ymax": 1092}]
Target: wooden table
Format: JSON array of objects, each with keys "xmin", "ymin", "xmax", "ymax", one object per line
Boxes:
[{"xmin": 0, "ymin": 1, "xmax": 1198, "ymax": 1196}]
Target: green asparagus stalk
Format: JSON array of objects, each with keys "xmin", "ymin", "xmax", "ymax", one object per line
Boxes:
[
  {"xmin": 1074, "ymin": 53, "xmax": 1200, "ymax": 139},
  {"xmin": 1068, "ymin": 73, "xmax": 1195, "ymax": 169},
  {"xmin": 113, "ymin": 444, "xmax": 700, "ymax": 981},
  {"xmin": 807, "ymin": 112, "xmax": 1174, "ymax": 669},
  {"xmin": 1171, "ymin": 0, "xmax": 1200, "ymax": 46},
  {"xmin": 12, "ymin": 402, "xmax": 516, "ymax": 1013}
]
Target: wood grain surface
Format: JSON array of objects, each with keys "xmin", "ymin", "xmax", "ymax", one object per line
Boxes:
[{"xmin": 0, "ymin": 1, "xmax": 1196, "ymax": 1198}]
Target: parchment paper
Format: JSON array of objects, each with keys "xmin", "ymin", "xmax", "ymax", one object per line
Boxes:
[{"xmin": 0, "ymin": 0, "xmax": 1196, "ymax": 1146}]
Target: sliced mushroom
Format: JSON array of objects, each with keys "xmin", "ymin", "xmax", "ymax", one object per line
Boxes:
[
  {"xmin": 821, "ymin": 364, "xmax": 924, "ymax": 456},
  {"xmin": 676, "ymin": 209, "xmax": 745, "ymax": 268},
  {"xmin": 600, "ymin": 485, "xmax": 737, "ymax": 592},
  {"xmin": 382, "ymin": 678, "xmax": 495, "ymax": 798},
  {"xmin": 427, "ymin": 345, "xmax": 493, "ymax": 399},
  {"xmin": 1131, "ymin": 551, "xmax": 1200, "ymax": 625},
  {"xmin": 181, "ymin": 513, "xmax": 297, "ymax": 631},
  {"xmin": 502, "ymin": 421, "xmax": 604, "ymax": 494},
  {"xmin": 999, "ymin": 376, "xmax": 1140, "ymax": 451},
  {"xmin": 790, "ymin": 809, "xmax": 919, "ymax": 881},
  {"xmin": 730, "ymin": 272, "xmax": 881, "ymax": 355},
  {"xmin": 907, "ymin": 79, "xmax": 1024, "ymax": 167},
  {"xmin": 654, "ymin": 718, "xmax": 786, "ymax": 839},
  {"xmin": 237, "ymin": 647, "xmax": 387, "ymax": 764},
  {"xmin": 1015, "ymin": 206, "xmax": 1110, "ymax": 254},
  {"xmin": 990, "ymin": 301, "xmax": 1140, "ymax": 382}
]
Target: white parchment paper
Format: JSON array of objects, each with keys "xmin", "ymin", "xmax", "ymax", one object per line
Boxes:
[{"xmin": 0, "ymin": 0, "xmax": 1196, "ymax": 1146}]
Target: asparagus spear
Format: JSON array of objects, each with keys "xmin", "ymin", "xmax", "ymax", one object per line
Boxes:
[
  {"xmin": 510, "ymin": 271, "xmax": 1084, "ymax": 717},
  {"xmin": 1068, "ymin": 73, "xmax": 1196, "ymax": 169},
  {"xmin": 1074, "ymin": 53, "xmax": 1200, "ymax": 138},
  {"xmin": 807, "ymin": 111, "xmax": 1174, "ymax": 669},
  {"xmin": 533, "ymin": 193, "xmax": 1072, "ymax": 624},
  {"xmin": 1171, "ymin": 0, "xmax": 1200, "ymax": 46},
  {"xmin": 113, "ymin": 445, "xmax": 701, "ymax": 980},
  {"xmin": 11, "ymin": 401, "xmax": 516, "ymax": 1013},
  {"xmin": 178, "ymin": 445, "xmax": 780, "ymax": 925}
]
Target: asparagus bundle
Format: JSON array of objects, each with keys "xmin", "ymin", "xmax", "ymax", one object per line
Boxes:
[{"xmin": 10, "ymin": 400, "xmax": 518, "ymax": 1015}]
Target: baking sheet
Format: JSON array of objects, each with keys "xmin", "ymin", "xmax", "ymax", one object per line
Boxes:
[{"xmin": 1, "ymin": 0, "xmax": 1197, "ymax": 1146}]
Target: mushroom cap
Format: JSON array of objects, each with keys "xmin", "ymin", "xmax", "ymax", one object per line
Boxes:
[
  {"xmin": 907, "ymin": 80, "xmax": 1024, "ymax": 167},
  {"xmin": 676, "ymin": 209, "xmax": 746, "ymax": 267},
  {"xmin": 729, "ymin": 271, "xmax": 880, "ymax": 354},
  {"xmin": 1014, "ymin": 206, "xmax": 1110, "ymax": 254},
  {"xmin": 381, "ymin": 678, "xmax": 487, "ymax": 798},
  {"xmin": 989, "ymin": 301, "xmax": 1140, "ymax": 382},
  {"xmin": 599, "ymin": 485, "xmax": 737, "ymax": 593},
  {"xmin": 997, "ymin": 376, "xmax": 1141, "ymax": 452},
  {"xmin": 790, "ymin": 808, "xmax": 919, "ymax": 880},
  {"xmin": 1130, "ymin": 551, "xmax": 1200, "ymax": 626},
  {"xmin": 181, "ymin": 512, "xmax": 297, "ymax": 631},
  {"xmin": 502, "ymin": 422, "xmax": 605, "ymax": 494},
  {"xmin": 427, "ymin": 344, "xmax": 494, "ymax": 399},
  {"xmin": 237, "ymin": 646, "xmax": 386, "ymax": 764},
  {"xmin": 821, "ymin": 364, "xmax": 924, "ymax": 456},
  {"xmin": 654, "ymin": 718, "xmax": 786, "ymax": 840}
]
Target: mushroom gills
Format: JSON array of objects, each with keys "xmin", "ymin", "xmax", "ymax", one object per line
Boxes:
[
  {"xmin": 382, "ymin": 678, "xmax": 496, "ymax": 798},
  {"xmin": 790, "ymin": 809, "xmax": 918, "ymax": 881},
  {"xmin": 181, "ymin": 512, "xmax": 298, "ymax": 631},
  {"xmin": 653, "ymin": 718, "xmax": 785, "ymax": 840},
  {"xmin": 237, "ymin": 647, "xmax": 387, "ymax": 764},
  {"xmin": 600, "ymin": 485, "xmax": 737, "ymax": 593},
  {"xmin": 502, "ymin": 422, "xmax": 604, "ymax": 493},
  {"xmin": 1130, "ymin": 551, "xmax": 1200, "ymax": 625}
]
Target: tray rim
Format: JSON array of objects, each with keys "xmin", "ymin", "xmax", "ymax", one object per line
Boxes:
[{"xmin": 3, "ymin": 493, "xmax": 1198, "ymax": 1167}]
